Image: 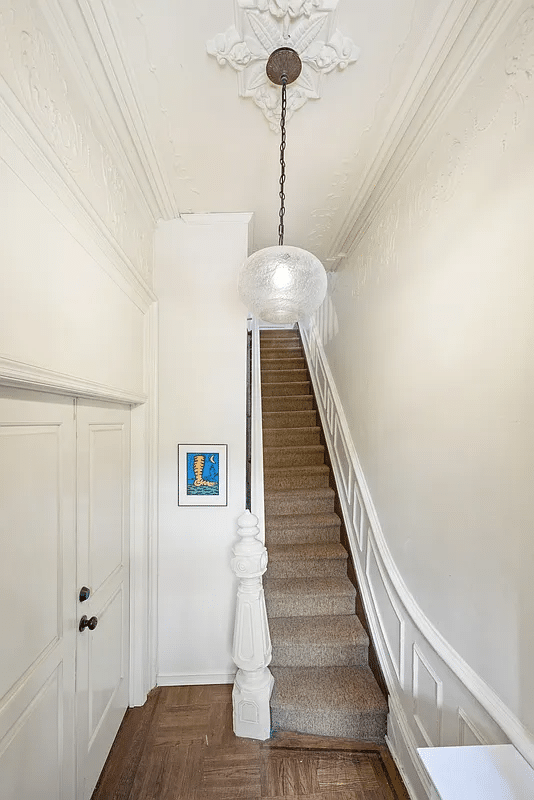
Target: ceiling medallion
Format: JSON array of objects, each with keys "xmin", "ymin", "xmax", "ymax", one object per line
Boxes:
[{"xmin": 207, "ymin": 0, "xmax": 360, "ymax": 131}]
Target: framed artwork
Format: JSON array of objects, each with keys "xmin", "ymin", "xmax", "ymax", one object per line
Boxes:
[{"xmin": 178, "ymin": 444, "xmax": 228, "ymax": 506}]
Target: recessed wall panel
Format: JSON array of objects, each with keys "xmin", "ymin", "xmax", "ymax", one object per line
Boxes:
[
  {"xmin": 89, "ymin": 425, "xmax": 124, "ymax": 592},
  {"xmin": 88, "ymin": 587, "xmax": 124, "ymax": 744},
  {"xmin": 413, "ymin": 645, "xmax": 443, "ymax": 746},
  {"xmin": 0, "ymin": 669, "xmax": 62, "ymax": 800},
  {"xmin": 366, "ymin": 540, "xmax": 403, "ymax": 682},
  {"xmin": 0, "ymin": 426, "xmax": 61, "ymax": 700}
]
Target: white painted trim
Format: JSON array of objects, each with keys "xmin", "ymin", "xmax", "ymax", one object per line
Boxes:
[
  {"xmin": 146, "ymin": 303, "xmax": 160, "ymax": 696},
  {"xmin": 0, "ymin": 357, "xmax": 146, "ymax": 406},
  {"xmin": 0, "ymin": 82, "xmax": 155, "ymax": 309},
  {"xmin": 300, "ymin": 319, "xmax": 534, "ymax": 797},
  {"xmin": 328, "ymin": 0, "xmax": 516, "ymax": 265},
  {"xmin": 157, "ymin": 673, "xmax": 236, "ymax": 687},
  {"xmin": 128, "ymin": 303, "xmax": 158, "ymax": 706},
  {"xmin": 57, "ymin": 0, "xmax": 178, "ymax": 221},
  {"xmin": 387, "ymin": 692, "xmax": 434, "ymax": 800}
]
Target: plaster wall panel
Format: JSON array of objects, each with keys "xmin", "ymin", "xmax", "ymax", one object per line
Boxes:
[{"xmin": 155, "ymin": 213, "xmax": 251, "ymax": 684}]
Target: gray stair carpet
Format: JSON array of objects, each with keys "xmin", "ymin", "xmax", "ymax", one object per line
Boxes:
[{"xmin": 261, "ymin": 328, "xmax": 388, "ymax": 741}]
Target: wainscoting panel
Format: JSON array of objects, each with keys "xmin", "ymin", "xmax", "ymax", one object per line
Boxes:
[{"xmin": 300, "ymin": 319, "xmax": 526, "ymax": 799}]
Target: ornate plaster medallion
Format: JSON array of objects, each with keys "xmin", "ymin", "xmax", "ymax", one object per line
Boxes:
[{"xmin": 207, "ymin": 0, "xmax": 360, "ymax": 130}]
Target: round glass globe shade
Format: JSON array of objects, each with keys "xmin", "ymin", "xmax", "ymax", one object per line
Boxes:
[{"xmin": 238, "ymin": 245, "xmax": 327, "ymax": 324}]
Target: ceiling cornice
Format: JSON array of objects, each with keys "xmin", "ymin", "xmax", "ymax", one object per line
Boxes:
[
  {"xmin": 326, "ymin": 0, "xmax": 516, "ymax": 268},
  {"xmin": 49, "ymin": 0, "xmax": 178, "ymax": 221}
]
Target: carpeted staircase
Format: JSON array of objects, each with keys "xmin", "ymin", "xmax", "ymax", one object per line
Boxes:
[{"xmin": 261, "ymin": 328, "xmax": 388, "ymax": 740}]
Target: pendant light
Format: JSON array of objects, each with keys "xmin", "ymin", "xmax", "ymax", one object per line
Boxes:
[{"xmin": 238, "ymin": 47, "xmax": 327, "ymax": 325}]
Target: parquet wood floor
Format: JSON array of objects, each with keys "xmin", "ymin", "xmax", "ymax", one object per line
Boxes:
[{"xmin": 91, "ymin": 685, "xmax": 410, "ymax": 800}]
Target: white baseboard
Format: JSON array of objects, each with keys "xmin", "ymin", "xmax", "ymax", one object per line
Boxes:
[{"xmin": 157, "ymin": 672, "xmax": 236, "ymax": 687}]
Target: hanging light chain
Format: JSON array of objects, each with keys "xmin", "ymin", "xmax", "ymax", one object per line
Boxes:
[{"xmin": 278, "ymin": 76, "xmax": 287, "ymax": 246}]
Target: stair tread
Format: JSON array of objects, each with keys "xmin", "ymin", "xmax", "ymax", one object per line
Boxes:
[
  {"xmin": 270, "ymin": 614, "xmax": 368, "ymax": 647},
  {"xmin": 265, "ymin": 575, "xmax": 355, "ymax": 598},
  {"xmin": 270, "ymin": 666, "xmax": 387, "ymax": 714},
  {"xmin": 268, "ymin": 542, "xmax": 346, "ymax": 561}
]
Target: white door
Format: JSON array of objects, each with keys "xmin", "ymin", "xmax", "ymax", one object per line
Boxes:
[
  {"xmin": 75, "ymin": 400, "xmax": 131, "ymax": 800},
  {"xmin": 0, "ymin": 390, "xmax": 77, "ymax": 800}
]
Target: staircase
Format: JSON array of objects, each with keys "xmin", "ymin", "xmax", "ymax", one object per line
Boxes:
[{"xmin": 261, "ymin": 328, "xmax": 388, "ymax": 740}]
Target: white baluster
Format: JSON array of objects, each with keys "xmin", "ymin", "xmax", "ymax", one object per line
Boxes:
[{"xmin": 232, "ymin": 509, "xmax": 273, "ymax": 740}]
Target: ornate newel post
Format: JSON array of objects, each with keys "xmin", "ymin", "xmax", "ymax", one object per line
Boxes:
[{"xmin": 231, "ymin": 510, "xmax": 274, "ymax": 740}]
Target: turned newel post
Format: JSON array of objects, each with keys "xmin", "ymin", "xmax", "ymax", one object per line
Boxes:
[{"xmin": 231, "ymin": 510, "xmax": 273, "ymax": 740}]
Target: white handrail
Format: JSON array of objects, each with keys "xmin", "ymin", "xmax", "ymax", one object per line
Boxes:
[{"xmin": 231, "ymin": 316, "xmax": 273, "ymax": 740}]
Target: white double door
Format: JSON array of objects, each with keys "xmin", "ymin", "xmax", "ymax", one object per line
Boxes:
[{"xmin": 0, "ymin": 389, "xmax": 131, "ymax": 800}]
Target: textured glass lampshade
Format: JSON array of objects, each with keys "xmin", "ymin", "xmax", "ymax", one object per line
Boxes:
[{"xmin": 238, "ymin": 245, "xmax": 327, "ymax": 324}]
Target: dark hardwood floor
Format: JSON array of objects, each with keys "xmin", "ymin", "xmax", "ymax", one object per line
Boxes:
[{"xmin": 91, "ymin": 685, "xmax": 410, "ymax": 800}]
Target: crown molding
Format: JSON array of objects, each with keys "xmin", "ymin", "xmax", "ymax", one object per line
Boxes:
[
  {"xmin": 327, "ymin": 0, "xmax": 515, "ymax": 267},
  {"xmin": 39, "ymin": 0, "xmax": 177, "ymax": 222},
  {"xmin": 0, "ymin": 87, "xmax": 156, "ymax": 312}
]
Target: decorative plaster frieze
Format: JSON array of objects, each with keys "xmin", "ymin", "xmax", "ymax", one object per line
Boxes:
[
  {"xmin": 207, "ymin": 0, "xmax": 360, "ymax": 130},
  {"xmin": 327, "ymin": 0, "xmax": 518, "ymax": 266},
  {"xmin": 0, "ymin": 0, "xmax": 154, "ymax": 281}
]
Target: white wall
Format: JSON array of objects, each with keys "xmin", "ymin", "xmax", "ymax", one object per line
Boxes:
[
  {"xmin": 308, "ymin": 1, "xmax": 534, "ymax": 795},
  {"xmin": 0, "ymin": 0, "xmax": 154, "ymax": 399},
  {"xmin": 0, "ymin": 0, "xmax": 157, "ymax": 706},
  {"xmin": 155, "ymin": 213, "xmax": 252, "ymax": 684}
]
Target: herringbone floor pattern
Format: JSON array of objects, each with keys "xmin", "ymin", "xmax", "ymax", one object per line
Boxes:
[{"xmin": 91, "ymin": 685, "xmax": 409, "ymax": 800}]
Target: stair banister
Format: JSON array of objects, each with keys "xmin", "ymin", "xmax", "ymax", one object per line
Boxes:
[{"xmin": 232, "ymin": 317, "xmax": 273, "ymax": 740}]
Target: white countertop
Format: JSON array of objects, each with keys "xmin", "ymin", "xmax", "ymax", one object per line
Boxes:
[{"xmin": 418, "ymin": 744, "xmax": 534, "ymax": 799}]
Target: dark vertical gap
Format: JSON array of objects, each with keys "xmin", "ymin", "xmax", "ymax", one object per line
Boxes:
[
  {"xmin": 296, "ymin": 330, "xmax": 388, "ymax": 699},
  {"xmin": 246, "ymin": 326, "xmax": 252, "ymax": 511}
]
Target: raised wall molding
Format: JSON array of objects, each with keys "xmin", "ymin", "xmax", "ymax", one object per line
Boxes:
[
  {"xmin": 207, "ymin": 0, "xmax": 360, "ymax": 131},
  {"xmin": 300, "ymin": 318, "xmax": 534, "ymax": 798}
]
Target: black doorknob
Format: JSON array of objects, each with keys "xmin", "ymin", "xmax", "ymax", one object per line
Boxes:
[
  {"xmin": 79, "ymin": 586, "xmax": 91, "ymax": 602},
  {"xmin": 79, "ymin": 615, "xmax": 98, "ymax": 632}
]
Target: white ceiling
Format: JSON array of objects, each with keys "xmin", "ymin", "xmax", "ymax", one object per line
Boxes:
[{"xmin": 103, "ymin": 0, "xmax": 461, "ymax": 263}]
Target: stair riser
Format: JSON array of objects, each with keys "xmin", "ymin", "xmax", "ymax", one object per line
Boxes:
[
  {"xmin": 270, "ymin": 709, "xmax": 387, "ymax": 741},
  {"xmin": 260, "ymin": 344, "xmax": 304, "ymax": 359},
  {"xmin": 263, "ymin": 447, "xmax": 325, "ymax": 467},
  {"xmin": 261, "ymin": 382, "xmax": 310, "ymax": 397},
  {"xmin": 263, "ymin": 411, "xmax": 317, "ymax": 429},
  {"xmin": 261, "ymin": 356, "xmax": 306, "ymax": 372},
  {"xmin": 263, "ymin": 429, "xmax": 321, "ymax": 447},
  {"xmin": 267, "ymin": 558, "xmax": 347, "ymax": 579},
  {"xmin": 266, "ymin": 592, "xmax": 355, "ymax": 618},
  {"xmin": 262, "ymin": 397, "xmax": 314, "ymax": 412},
  {"xmin": 265, "ymin": 493, "xmax": 334, "ymax": 515},
  {"xmin": 262, "ymin": 370, "xmax": 308, "ymax": 383},
  {"xmin": 260, "ymin": 331, "xmax": 300, "ymax": 339},
  {"xmin": 271, "ymin": 643, "xmax": 369, "ymax": 668},
  {"xmin": 264, "ymin": 473, "xmax": 330, "ymax": 491},
  {"xmin": 265, "ymin": 527, "xmax": 341, "ymax": 545}
]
